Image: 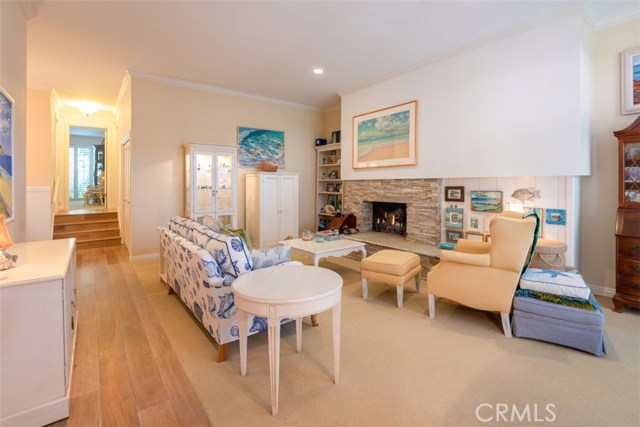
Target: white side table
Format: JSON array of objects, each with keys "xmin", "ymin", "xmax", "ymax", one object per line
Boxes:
[{"xmin": 232, "ymin": 265, "xmax": 343, "ymax": 416}]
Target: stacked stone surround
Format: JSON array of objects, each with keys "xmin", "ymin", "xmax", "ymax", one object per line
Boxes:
[{"xmin": 343, "ymin": 179, "xmax": 442, "ymax": 246}]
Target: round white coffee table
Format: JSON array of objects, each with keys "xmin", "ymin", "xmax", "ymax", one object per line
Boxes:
[{"xmin": 232, "ymin": 265, "xmax": 343, "ymax": 416}]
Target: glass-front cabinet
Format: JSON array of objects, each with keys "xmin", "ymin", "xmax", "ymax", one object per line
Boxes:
[{"xmin": 185, "ymin": 144, "xmax": 237, "ymax": 226}]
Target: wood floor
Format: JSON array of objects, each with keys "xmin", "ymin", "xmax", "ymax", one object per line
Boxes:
[{"xmin": 48, "ymin": 245, "xmax": 212, "ymax": 427}]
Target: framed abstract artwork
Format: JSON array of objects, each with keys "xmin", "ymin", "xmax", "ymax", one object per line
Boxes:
[
  {"xmin": 446, "ymin": 230, "xmax": 463, "ymax": 243},
  {"xmin": 445, "ymin": 207, "xmax": 463, "ymax": 229},
  {"xmin": 621, "ymin": 46, "xmax": 640, "ymax": 115},
  {"xmin": 470, "ymin": 191, "xmax": 503, "ymax": 213},
  {"xmin": 353, "ymin": 100, "xmax": 417, "ymax": 169},
  {"xmin": 0, "ymin": 87, "xmax": 13, "ymax": 221},
  {"xmin": 238, "ymin": 126, "xmax": 284, "ymax": 167}
]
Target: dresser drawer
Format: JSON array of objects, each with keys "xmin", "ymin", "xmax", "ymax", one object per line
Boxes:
[
  {"xmin": 619, "ymin": 238, "xmax": 640, "ymax": 260},
  {"xmin": 618, "ymin": 256, "xmax": 640, "ymax": 278},
  {"xmin": 617, "ymin": 275, "xmax": 640, "ymax": 297}
]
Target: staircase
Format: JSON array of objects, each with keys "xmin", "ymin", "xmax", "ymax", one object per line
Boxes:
[{"xmin": 53, "ymin": 211, "xmax": 121, "ymax": 249}]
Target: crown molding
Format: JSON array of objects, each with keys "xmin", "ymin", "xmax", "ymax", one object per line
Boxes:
[
  {"xmin": 115, "ymin": 71, "xmax": 131, "ymax": 109},
  {"xmin": 582, "ymin": 1, "xmax": 640, "ymax": 30},
  {"xmin": 128, "ymin": 71, "xmax": 322, "ymax": 112}
]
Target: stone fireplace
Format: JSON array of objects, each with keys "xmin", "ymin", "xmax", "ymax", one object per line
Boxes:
[{"xmin": 342, "ymin": 179, "xmax": 441, "ymax": 246}]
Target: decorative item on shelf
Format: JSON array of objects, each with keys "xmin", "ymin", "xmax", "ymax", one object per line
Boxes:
[
  {"xmin": 0, "ymin": 215, "xmax": 16, "ymax": 277},
  {"xmin": 255, "ymin": 160, "xmax": 278, "ymax": 172},
  {"xmin": 328, "ymin": 170, "xmax": 338, "ymax": 179},
  {"xmin": 335, "ymin": 183, "xmax": 341, "ymax": 192},
  {"xmin": 330, "ymin": 130, "xmax": 341, "ymax": 144},
  {"xmin": 326, "ymin": 183, "xmax": 334, "ymax": 192},
  {"xmin": 301, "ymin": 230, "xmax": 314, "ymax": 241},
  {"xmin": 327, "ymin": 195, "xmax": 338, "ymax": 208},
  {"xmin": 315, "ymin": 138, "xmax": 327, "ymax": 147},
  {"xmin": 511, "ymin": 187, "xmax": 540, "ymax": 202},
  {"xmin": 324, "ymin": 204, "xmax": 336, "ymax": 215}
]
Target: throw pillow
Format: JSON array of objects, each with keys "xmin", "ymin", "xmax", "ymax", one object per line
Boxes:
[
  {"xmin": 192, "ymin": 227, "xmax": 253, "ymax": 277},
  {"xmin": 519, "ymin": 268, "xmax": 591, "ymax": 299}
]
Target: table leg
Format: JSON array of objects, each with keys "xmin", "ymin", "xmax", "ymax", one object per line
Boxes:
[
  {"xmin": 332, "ymin": 301, "xmax": 341, "ymax": 384},
  {"xmin": 268, "ymin": 316, "xmax": 281, "ymax": 416},
  {"xmin": 311, "ymin": 256, "xmax": 321, "ymax": 327},
  {"xmin": 239, "ymin": 310, "xmax": 248, "ymax": 376},
  {"xmin": 296, "ymin": 317, "xmax": 302, "ymax": 353}
]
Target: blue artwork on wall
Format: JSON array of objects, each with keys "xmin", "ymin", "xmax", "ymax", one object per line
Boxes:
[
  {"xmin": 238, "ymin": 126, "xmax": 284, "ymax": 167},
  {"xmin": 0, "ymin": 87, "xmax": 13, "ymax": 220},
  {"xmin": 545, "ymin": 209, "xmax": 566, "ymax": 225}
]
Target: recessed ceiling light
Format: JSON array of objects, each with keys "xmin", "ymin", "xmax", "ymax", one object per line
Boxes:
[{"xmin": 313, "ymin": 68, "xmax": 324, "ymax": 75}]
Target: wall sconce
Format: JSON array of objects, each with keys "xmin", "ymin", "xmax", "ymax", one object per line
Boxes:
[
  {"xmin": 506, "ymin": 201, "xmax": 524, "ymax": 213},
  {"xmin": 0, "ymin": 215, "xmax": 16, "ymax": 279}
]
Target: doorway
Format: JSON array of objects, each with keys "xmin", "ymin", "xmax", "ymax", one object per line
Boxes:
[{"xmin": 68, "ymin": 126, "xmax": 106, "ymax": 210}]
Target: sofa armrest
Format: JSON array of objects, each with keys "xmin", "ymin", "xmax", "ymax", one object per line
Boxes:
[
  {"xmin": 440, "ymin": 250, "xmax": 490, "ymax": 267},
  {"xmin": 455, "ymin": 239, "xmax": 491, "ymax": 254},
  {"xmin": 250, "ymin": 245, "xmax": 292, "ymax": 270}
]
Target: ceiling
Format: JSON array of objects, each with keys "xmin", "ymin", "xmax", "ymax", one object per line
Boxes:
[{"xmin": 25, "ymin": 0, "xmax": 640, "ymax": 111}]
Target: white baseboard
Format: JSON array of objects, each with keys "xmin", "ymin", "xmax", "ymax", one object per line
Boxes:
[
  {"xmin": 589, "ymin": 284, "xmax": 615, "ymax": 298},
  {"xmin": 130, "ymin": 253, "xmax": 160, "ymax": 263}
]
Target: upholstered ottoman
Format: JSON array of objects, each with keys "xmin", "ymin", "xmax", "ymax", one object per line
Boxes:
[
  {"xmin": 512, "ymin": 272, "xmax": 605, "ymax": 357},
  {"xmin": 361, "ymin": 250, "xmax": 421, "ymax": 308}
]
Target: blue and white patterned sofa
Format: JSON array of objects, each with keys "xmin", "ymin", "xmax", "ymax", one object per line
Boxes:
[{"xmin": 158, "ymin": 216, "xmax": 297, "ymax": 362}]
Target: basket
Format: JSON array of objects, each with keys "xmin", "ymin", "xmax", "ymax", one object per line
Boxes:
[{"xmin": 255, "ymin": 160, "xmax": 278, "ymax": 172}]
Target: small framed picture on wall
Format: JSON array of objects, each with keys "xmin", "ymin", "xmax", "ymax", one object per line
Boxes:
[{"xmin": 445, "ymin": 186, "xmax": 465, "ymax": 202}]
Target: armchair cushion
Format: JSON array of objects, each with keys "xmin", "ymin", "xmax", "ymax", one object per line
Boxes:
[{"xmin": 455, "ymin": 239, "xmax": 491, "ymax": 254}]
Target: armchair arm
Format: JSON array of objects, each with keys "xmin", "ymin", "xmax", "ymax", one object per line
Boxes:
[
  {"xmin": 455, "ymin": 239, "xmax": 491, "ymax": 254},
  {"xmin": 439, "ymin": 250, "xmax": 490, "ymax": 267}
]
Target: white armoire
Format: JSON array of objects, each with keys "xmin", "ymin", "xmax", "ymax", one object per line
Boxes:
[{"xmin": 245, "ymin": 172, "xmax": 299, "ymax": 248}]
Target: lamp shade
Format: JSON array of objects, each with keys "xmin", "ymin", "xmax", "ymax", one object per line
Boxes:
[{"xmin": 0, "ymin": 215, "xmax": 14, "ymax": 251}]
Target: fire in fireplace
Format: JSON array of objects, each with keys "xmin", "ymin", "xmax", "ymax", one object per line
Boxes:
[{"xmin": 372, "ymin": 202, "xmax": 407, "ymax": 236}]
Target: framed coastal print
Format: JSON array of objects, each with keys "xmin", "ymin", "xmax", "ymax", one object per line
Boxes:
[
  {"xmin": 525, "ymin": 207, "xmax": 544, "ymax": 235},
  {"xmin": 0, "ymin": 87, "xmax": 13, "ymax": 221},
  {"xmin": 468, "ymin": 215, "xmax": 484, "ymax": 231},
  {"xmin": 446, "ymin": 230, "xmax": 463, "ymax": 243},
  {"xmin": 470, "ymin": 191, "xmax": 503, "ymax": 213},
  {"xmin": 353, "ymin": 100, "xmax": 417, "ymax": 169},
  {"xmin": 621, "ymin": 46, "xmax": 640, "ymax": 114},
  {"xmin": 444, "ymin": 186, "xmax": 464, "ymax": 202},
  {"xmin": 546, "ymin": 209, "xmax": 566, "ymax": 225},
  {"xmin": 238, "ymin": 126, "xmax": 285, "ymax": 167},
  {"xmin": 445, "ymin": 207, "xmax": 463, "ymax": 229}
]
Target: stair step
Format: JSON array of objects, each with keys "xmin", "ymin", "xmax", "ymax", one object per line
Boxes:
[
  {"xmin": 75, "ymin": 237, "xmax": 122, "ymax": 249},
  {"xmin": 54, "ymin": 220, "xmax": 120, "ymax": 233},
  {"xmin": 53, "ymin": 228, "xmax": 120, "ymax": 240},
  {"xmin": 55, "ymin": 212, "xmax": 118, "ymax": 224}
]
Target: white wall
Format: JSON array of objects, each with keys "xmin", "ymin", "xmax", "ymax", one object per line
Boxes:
[
  {"xmin": 129, "ymin": 76, "xmax": 323, "ymax": 258},
  {"xmin": 581, "ymin": 18, "xmax": 640, "ymax": 294},
  {"xmin": 0, "ymin": 1, "xmax": 27, "ymax": 241},
  {"xmin": 340, "ymin": 13, "xmax": 591, "ymax": 181}
]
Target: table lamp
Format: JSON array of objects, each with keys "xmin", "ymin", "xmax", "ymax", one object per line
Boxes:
[{"xmin": 0, "ymin": 214, "xmax": 16, "ymax": 278}]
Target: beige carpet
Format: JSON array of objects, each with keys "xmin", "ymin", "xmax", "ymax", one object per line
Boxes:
[{"xmin": 133, "ymin": 257, "xmax": 640, "ymax": 427}]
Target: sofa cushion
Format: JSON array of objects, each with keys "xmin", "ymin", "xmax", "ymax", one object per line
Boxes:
[
  {"xmin": 519, "ymin": 268, "xmax": 591, "ymax": 299},
  {"xmin": 168, "ymin": 216, "xmax": 199, "ymax": 242},
  {"xmin": 192, "ymin": 227, "xmax": 253, "ymax": 277}
]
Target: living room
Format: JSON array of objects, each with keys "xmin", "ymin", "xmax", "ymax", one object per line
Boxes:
[{"xmin": 2, "ymin": 1, "xmax": 639, "ymax": 426}]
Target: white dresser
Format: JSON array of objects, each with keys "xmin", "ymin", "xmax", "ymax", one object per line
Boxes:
[
  {"xmin": 0, "ymin": 239, "xmax": 77, "ymax": 427},
  {"xmin": 245, "ymin": 172, "xmax": 299, "ymax": 248}
]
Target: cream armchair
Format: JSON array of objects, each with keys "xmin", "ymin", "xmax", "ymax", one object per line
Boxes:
[{"xmin": 427, "ymin": 212, "xmax": 537, "ymax": 337}]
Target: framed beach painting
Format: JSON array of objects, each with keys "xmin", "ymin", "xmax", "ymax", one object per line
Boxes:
[
  {"xmin": 546, "ymin": 209, "xmax": 566, "ymax": 226},
  {"xmin": 0, "ymin": 87, "xmax": 13, "ymax": 221},
  {"xmin": 445, "ymin": 207, "xmax": 463, "ymax": 229},
  {"xmin": 621, "ymin": 46, "xmax": 640, "ymax": 115},
  {"xmin": 444, "ymin": 186, "xmax": 464, "ymax": 202},
  {"xmin": 238, "ymin": 126, "xmax": 285, "ymax": 167},
  {"xmin": 352, "ymin": 100, "xmax": 417, "ymax": 169},
  {"xmin": 470, "ymin": 191, "xmax": 503, "ymax": 213}
]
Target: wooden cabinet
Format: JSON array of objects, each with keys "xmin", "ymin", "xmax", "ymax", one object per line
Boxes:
[
  {"xmin": 0, "ymin": 239, "xmax": 77, "ymax": 426},
  {"xmin": 245, "ymin": 172, "xmax": 299, "ymax": 248},
  {"xmin": 316, "ymin": 144, "xmax": 342, "ymax": 230},
  {"xmin": 614, "ymin": 116, "xmax": 640, "ymax": 313},
  {"xmin": 185, "ymin": 144, "xmax": 237, "ymax": 226}
]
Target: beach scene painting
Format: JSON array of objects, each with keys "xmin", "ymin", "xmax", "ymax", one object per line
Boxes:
[
  {"xmin": 238, "ymin": 126, "xmax": 284, "ymax": 167},
  {"xmin": 0, "ymin": 87, "xmax": 13, "ymax": 220},
  {"xmin": 353, "ymin": 100, "xmax": 417, "ymax": 169},
  {"xmin": 622, "ymin": 46, "xmax": 640, "ymax": 114},
  {"xmin": 470, "ymin": 191, "xmax": 503, "ymax": 213}
]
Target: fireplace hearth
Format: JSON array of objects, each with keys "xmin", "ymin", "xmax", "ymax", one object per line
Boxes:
[{"xmin": 372, "ymin": 202, "xmax": 407, "ymax": 236}]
